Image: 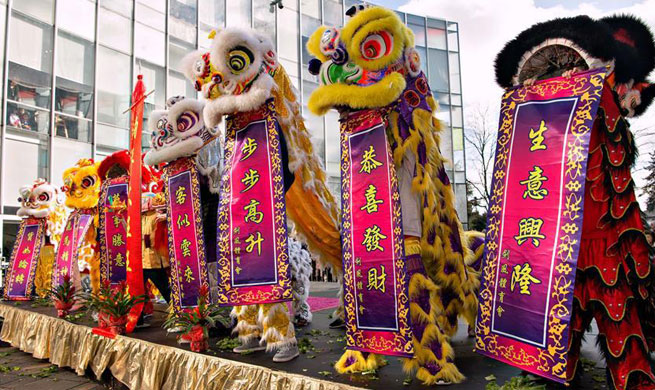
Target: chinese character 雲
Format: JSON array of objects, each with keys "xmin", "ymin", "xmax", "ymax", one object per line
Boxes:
[
  {"xmin": 511, "ymin": 262, "xmax": 542, "ymax": 295},
  {"xmin": 360, "ymin": 184, "xmax": 383, "ymax": 214},
  {"xmin": 245, "ymin": 232, "xmax": 264, "ymax": 256},
  {"xmin": 177, "ymin": 213, "xmax": 191, "ymax": 230},
  {"xmin": 514, "ymin": 217, "xmax": 546, "ymax": 247},
  {"xmin": 529, "ymin": 120, "xmax": 548, "ymax": 151},
  {"xmin": 367, "ymin": 265, "xmax": 387, "ymax": 293},
  {"xmin": 520, "ymin": 165, "xmax": 548, "ymax": 200},
  {"xmin": 180, "ymin": 238, "xmax": 192, "ymax": 257},
  {"xmin": 241, "ymin": 168, "xmax": 260, "ymax": 193},
  {"xmin": 112, "ymin": 233, "xmax": 125, "ymax": 247},
  {"xmin": 359, "ymin": 145, "xmax": 383, "ymax": 174},
  {"xmin": 362, "ymin": 225, "xmax": 387, "ymax": 252},
  {"xmin": 244, "ymin": 199, "xmax": 264, "ymax": 224},
  {"xmin": 175, "ymin": 186, "xmax": 187, "ymax": 205},
  {"xmin": 241, "ymin": 137, "xmax": 258, "ymax": 161}
]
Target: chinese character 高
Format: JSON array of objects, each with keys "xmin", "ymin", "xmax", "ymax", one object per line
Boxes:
[{"xmin": 244, "ymin": 199, "xmax": 264, "ymax": 224}]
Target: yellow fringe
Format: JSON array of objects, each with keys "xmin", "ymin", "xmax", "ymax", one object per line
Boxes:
[
  {"xmin": 334, "ymin": 350, "xmax": 387, "ymax": 374},
  {"xmin": 34, "ymin": 244, "xmax": 55, "ymax": 297}
]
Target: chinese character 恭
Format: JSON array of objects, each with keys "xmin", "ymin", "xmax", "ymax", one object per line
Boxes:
[
  {"xmin": 17, "ymin": 260, "xmax": 28, "ymax": 269},
  {"xmin": 177, "ymin": 213, "xmax": 191, "ymax": 230},
  {"xmin": 511, "ymin": 262, "xmax": 542, "ymax": 295},
  {"xmin": 184, "ymin": 265, "xmax": 195, "ymax": 282},
  {"xmin": 180, "ymin": 238, "xmax": 192, "ymax": 257},
  {"xmin": 519, "ymin": 165, "xmax": 549, "ymax": 200},
  {"xmin": 244, "ymin": 199, "xmax": 264, "ymax": 224},
  {"xmin": 359, "ymin": 145, "xmax": 383, "ymax": 174},
  {"xmin": 241, "ymin": 137, "xmax": 258, "ymax": 161},
  {"xmin": 367, "ymin": 265, "xmax": 387, "ymax": 293},
  {"xmin": 362, "ymin": 225, "xmax": 387, "ymax": 252},
  {"xmin": 360, "ymin": 184, "xmax": 383, "ymax": 214},
  {"xmin": 112, "ymin": 233, "xmax": 125, "ymax": 247},
  {"xmin": 529, "ymin": 120, "xmax": 548, "ymax": 151},
  {"xmin": 245, "ymin": 231, "xmax": 264, "ymax": 255},
  {"xmin": 27, "ymin": 232, "xmax": 34, "ymax": 241},
  {"xmin": 114, "ymin": 253, "xmax": 125, "ymax": 266},
  {"xmin": 241, "ymin": 168, "xmax": 260, "ymax": 193},
  {"xmin": 514, "ymin": 217, "xmax": 546, "ymax": 247},
  {"xmin": 175, "ymin": 186, "xmax": 187, "ymax": 205}
]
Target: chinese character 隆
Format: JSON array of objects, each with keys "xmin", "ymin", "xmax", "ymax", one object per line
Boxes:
[{"xmin": 510, "ymin": 262, "xmax": 541, "ymax": 295}]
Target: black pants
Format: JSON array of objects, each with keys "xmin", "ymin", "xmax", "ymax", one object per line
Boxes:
[{"xmin": 143, "ymin": 268, "xmax": 171, "ymax": 304}]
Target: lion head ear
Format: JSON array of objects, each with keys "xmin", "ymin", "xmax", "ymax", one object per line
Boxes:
[
  {"xmin": 633, "ymin": 82, "xmax": 655, "ymax": 117},
  {"xmin": 306, "ymin": 25, "xmax": 329, "ymax": 62}
]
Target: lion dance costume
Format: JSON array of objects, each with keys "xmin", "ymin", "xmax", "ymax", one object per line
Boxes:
[
  {"xmin": 180, "ymin": 26, "xmax": 342, "ymax": 362},
  {"xmin": 306, "ymin": 5, "xmax": 481, "ymax": 384},
  {"xmin": 495, "ymin": 15, "xmax": 655, "ymax": 390}
]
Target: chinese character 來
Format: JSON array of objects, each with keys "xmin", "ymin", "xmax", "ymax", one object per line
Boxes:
[
  {"xmin": 514, "ymin": 217, "xmax": 546, "ymax": 247},
  {"xmin": 529, "ymin": 120, "xmax": 548, "ymax": 151},
  {"xmin": 519, "ymin": 165, "xmax": 549, "ymax": 200},
  {"xmin": 362, "ymin": 225, "xmax": 387, "ymax": 252},
  {"xmin": 241, "ymin": 137, "xmax": 258, "ymax": 161},
  {"xmin": 184, "ymin": 265, "xmax": 195, "ymax": 282},
  {"xmin": 359, "ymin": 145, "xmax": 383, "ymax": 174},
  {"xmin": 243, "ymin": 199, "xmax": 264, "ymax": 224},
  {"xmin": 245, "ymin": 232, "xmax": 264, "ymax": 255},
  {"xmin": 367, "ymin": 265, "xmax": 387, "ymax": 293},
  {"xmin": 510, "ymin": 262, "xmax": 542, "ymax": 295},
  {"xmin": 175, "ymin": 186, "xmax": 187, "ymax": 205},
  {"xmin": 241, "ymin": 168, "xmax": 260, "ymax": 193},
  {"xmin": 360, "ymin": 184, "xmax": 383, "ymax": 214}
]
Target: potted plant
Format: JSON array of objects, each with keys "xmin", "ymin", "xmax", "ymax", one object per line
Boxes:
[
  {"xmin": 48, "ymin": 274, "xmax": 77, "ymax": 318},
  {"xmin": 86, "ymin": 280, "xmax": 148, "ymax": 335},
  {"xmin": 163, "ymin": 285, "xmax": 231, "ymax": 353}
]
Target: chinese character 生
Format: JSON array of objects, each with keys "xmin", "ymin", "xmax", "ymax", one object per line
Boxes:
[
  {"xmin": 511, "ymin": 262, "xmax": 542, "ymax": 295},
  {"xmin": 514, "ymin": 217, "xmax": 546, "ymax": 247},
  {"xmin": 529, "ymin": 120, "xmax": 548, "ymax": 151}
]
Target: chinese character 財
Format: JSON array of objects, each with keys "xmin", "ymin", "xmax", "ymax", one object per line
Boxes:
[
  {"xmin": 359, "ymin": 145, "xmax": 383, "ymax": 174},
  {"xmin": 514, "ymin": 217, "xmax": 546, "ymax": 247},
  {"xmin": 112, "ymin": 233, "xmax": 125, "ymax": 247},
  {"xmin": 245, "ymin": 231, "xmax": 264, "ymax": 256},
  {"xmin": 362, "ymin": 225, "xmax": 387, "ymax": 252},
  {"xmin": 519, "ymin": 165, "xmax": 548, "ymax": 200},
  {"xmin": 18, "ymin": 260, "xmax": 28, "ymax": 269},
  {"xmin": 241, "ymin": 137, "xmax": 258, "ymax": 161},
  {"xmin": 244, "ymin": 199, "xmax": 264, "ymax": 224},
  {"xmin": 180, "ymin": 238, "xmax": 192, "ymax": 257},
  {"xmin": 177, "ymin": 213, "xmax": 191, "ymax": 229},
  {"xmin": 529, "ymin": 120, "xmax": 548, "ymax": 151},
  {"xmin": 175, "ymin": 186, "xmax": 187, "ymax": 205},
  {"xmin": 241, "ymin": 168, "xmax": 260, "ymax": 193},
  {"xmin": 184, "ymin": 265, "xmax": 195, "ymax": 282},
  {"xmin": 360, "ymin": 184, "xmax": 383, "ymax": 214},
  {"xmin": 510, "ymin": 262, "xmax": 542, "ymax": 295},
  {"xmin": 14, "ymin": 274, "xmax": 25, "ymax": 284},
  {"xmin": 366, "ymin": 265, "xmax": 387, "ymax": 293}
]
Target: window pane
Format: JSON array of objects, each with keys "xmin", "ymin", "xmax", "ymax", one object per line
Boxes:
[
  {"xmin": 137, "ymin": 0, "xmax": 165, "ymax": 13},
  {"xmin": 323, "ymin": 0, "xmax": 342, "ymax": 26},
  {"xmin": 2, "ymin": 137, "xmax": 49, "ymax": 207},
  {"xmin": 96, "ymin": 122, "xmax": 129, "ymax": 149},
  {"xmin": 451, "ymin": 93, "xmax": 461, "ymax": 106},
  {"xmin": 427, "ymin": 18, "xmax": 445, "ymax": 29},
  {"xmin": 407, "ymin": 18, "xmax": 425, "ymax": 47},
  {"xmin": 136, "ymin": 2, "xmax": 165, "ymax": 31},
  {"xmin": 198, "ymin": 0, "xmax": 224, "ymax": 48},
  {"xmin": 301, "ymin": 0, "xmax": 320, "ymax": 36},
  {"xmin": 57, "ymin": 0, "xmax": 95, "ymax": 41},
  {"xmin": 451, "ymin": 106, "xmax": 463, "ymax": 127},
  {"xmin": 436, "ymin": 103, "xmax": 450, "ymax": 126},
  {"xmin": 99, "ymin": 8, "xmax": 132, "ymax": 53},
  {"xmin": 135, "ymin": 23, "xmax": 165, "ymax": 66},
  {"xmin": 51, "ymin": 137, "xmax": 93, "ymax": 189},
  {"xmin": 325, "ymin": 110, "xmax": 339, "ymax": 176},
  {"xmin": 452, "ymin": 127, "xmax": 463, "ymax": 150},
  {"xmin": 6, "ymin": 102, "xmax": 50, "ymax": 134},
  {"xmin": 139, "ymin": 62, "xmax": 166, "ymax": 110},
  {"xmin": 427, "ymin": 27, "xmax": 446, "ymax": 50},
  {"xmin": 449, "ymin": 52, "xmax": 461, "ymax": 94},
  {"xmin": 54, "ymin": 115, "xmax": 92, "ymax": 142},
  {"xmin": 169, "ymin": 38, "xmax": 194, "ymax": 73},
  {"xmin": 168, "ymin": 72, "xmax": 195, "ymax": 98},
  {"xmin": 99, "ymin": 0, "xmax": 133, "ymax": 17},
  {"xmin": 278, "ymin": 7, "xmax": 298, "ymax": 62},
  {"xmin": 170, "ymin": 0, "xmax": 197, "ymax": 44},
  {"xmin": 97, "ymin": 47, "xmax": 131, "ymax": 128},
  {"xmin": 226, "ymin": 0, "xmax": 251, "ymax": 27},
  {"xmin": 253, "ymin": 0, "xmax": 275, "ymax": 44},
  {"xmin": 448, "ymin": 29, "xmax": 459, "ymax": 52},
  {"xmin": 427, "ymin": 48, "xmax": 448, "ymax": 92},
  {"xmin": 12, "ymin": 0, "xmax": 54, "ymax": 24}
]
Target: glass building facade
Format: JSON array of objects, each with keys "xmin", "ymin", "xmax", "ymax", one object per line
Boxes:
[{"xmin": 0, "ymin": 0, "xmax": 467, "ymax": 261}]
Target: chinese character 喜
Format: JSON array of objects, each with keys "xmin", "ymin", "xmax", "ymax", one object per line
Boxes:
[
  {"xmin": 241, "ymin": 137, "xmax": 258, "ymax": 161},
  {"xmin": 245, "ymin": 232, "xmax": 264, "ymax": 255},
  {"xmin": 360, "ymin": 184, "xmax": 383, "ymax": 214},
  {"xmin": 241, "ymin": 168, "xmax": 260, "ymax": 193},
  {"xmin": 367, "ymin": 265, "xmax": 387, "ymax": 293},
  {"xmin": 520, "ymin": 165, "xmax": 549, "ymax": 200},
  {"xmin": 362, "ymin": 225, "xmax": 387, "ymax": 252},
  {"xmin": 510, "ymin": 262, "xmax": 542, "ymax": 295},
  {"xmin": 175, "ymin": 186, "xmax": 187, "ymax": 205},
  {"xmin": 244, "ymin": 199, "xmax": 264, "ymax": 224},
  {"xmin": 529, "ymin": 120, "xmax": 548, "ymax": 151},
  {"xmin": 359, "ymin": 145, "xmax": 383, "ymax": 174}
]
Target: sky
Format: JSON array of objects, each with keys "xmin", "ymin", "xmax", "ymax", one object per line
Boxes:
[{"xmin": 375, "ymin": 0, "xmax": 655, "ymax": 206}]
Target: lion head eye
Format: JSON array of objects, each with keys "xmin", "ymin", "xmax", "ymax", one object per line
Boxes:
[
  {"xmin": 360, "ymin": 31, "xmax": 393, "ymax": 60},
  {"xmin": 38, "ymin": 193, "xmax": 50, "ymax": 202},
  {"xmin": 227, "ymin": 45, "xmax": 254, "ymax": 75},
  {"xmin": 81, "ymin": 176, "xmax": 96, "ymax": 189}
]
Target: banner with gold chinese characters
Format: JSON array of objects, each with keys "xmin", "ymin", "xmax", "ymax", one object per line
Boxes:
[
  {"xmin": 98, "ymin": 177, "xmax": 128, "ymax": 286},
  {"xmin": 216, "ymin": 100, "xmax": 292, "ymax": 306},
  {"xmin": 475, "ymin": 68, "xmax": 607, "ymax": 382},
  {"xmin": 52, "ymin": 211, "xmax": 94, "ymax": 288},
  {"xmin": 339, "ymin": 109, "xmax": 413, "ymax": 357},
  {"xmin": 162, "ymin": 157, "xmax": 209, "ymax": 311},
  {"xmin": 3, "ymin": 218, "xmax": 45, "ymax": 300}
]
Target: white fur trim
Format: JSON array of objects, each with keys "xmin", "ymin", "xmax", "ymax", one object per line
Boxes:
[
  {"xmin": 203, "ymin": 75, "xmax": 274, "ymax": 128},
  {"xmin": 144, "ymin": 136, "xmax": 204, "ymax": 166},
  {"xmin": 180, "ymin": 50, "xmax": 206, "ymax": 82},
  {"xmin": 209, "ymin": 28, "xmax": 268, "ymax": 85},
  {"xmin": 17, "ymin": 208, "xmax": 49, "ymax": 218}
]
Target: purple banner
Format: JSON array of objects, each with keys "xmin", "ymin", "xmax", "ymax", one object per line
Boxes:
[
  {"xmin": 3, "ymin": 219, "xmax": 45, "ymax": 300},
  {"xmin": 216, "ymin": 100, "xmax": 291, "ymax": 306},
  {"xmin": 475, "ymin": 68, "xmax": 607, "ymax": 382},
  {"xmin": 163, "ymin": 157, "xmax": 209, "ymax": 310},
  {"xmin": 340, "ymin": 110, "xmax": 412, "ymax": 357},
  {"xmin": 52, "ymin": 211, "xmax": 93, "ymax": 288},
  {"xmin": 98, "ymin": 177, "xmax": 128, "ymax": 286}
]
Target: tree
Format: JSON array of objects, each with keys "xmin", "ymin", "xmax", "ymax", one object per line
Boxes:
[
  {"xmin": 464, "ymin": 104, "xmax": 497, "ymax": 214},
  {"xmin": 642, "ymin": 149, "xmax": 655, "ymax": 212},
  {"xmin": 466, "ymin": 183, "xmax": 487, "ymax": 232}
]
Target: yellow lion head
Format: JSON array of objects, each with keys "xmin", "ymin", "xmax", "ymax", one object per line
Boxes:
[{"xmin": 61, "ymin": 158, "xmax": 101, "ymax": 209}]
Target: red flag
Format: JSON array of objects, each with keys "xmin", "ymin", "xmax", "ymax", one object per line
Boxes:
[{"xmin": 125, "ymin": 75, "xmax": 146, "ymax": 333}]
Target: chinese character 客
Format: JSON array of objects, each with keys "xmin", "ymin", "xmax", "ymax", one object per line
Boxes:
[
  {"xmin": 175, "ymin": 186, "xmax": 187, "ymax": 205},
  {"xmin": 367, "ymin": 265, "xmax": 387, "ymax": 293},
  {"xmin": 245, "ymin": 232, "xmax": 264, "ymax": 255},
  {"xmin": 519, "ymin": 165, "xmax": 549, "ymax": 200},
  {"xmin": 359, "ymin": 145, "xmax": 383, "ymax": 174},
  {"xmin": 180, "ymin": 238, "xmax": 192, "ymax": 257},
  {"xmin": 177, "ymin": 213, "xmax": 191, "ymax": 230},
  {"xmin": 241, "ymin": 168, "xmax": 260, "ymax": 193},
  {"xmin": 244, "ymin": 199, "xmax": 264, "ymax": 224},
  {"xmin": 362, "ymin": 225, "xmax": 387, "ymax": 252},
  {"xmin": 529, "ymin": 120, "xmax": 548, "ymax": 151},
  {"xmin": 514, "ymin": 217, "xmax": 546, "ymax": 247},
  {"xmin": 360, "ymin": 184, "xmax": 383, "ymax": 214},
  {"xmin": 18, "ymin": 260, "xmax": 28, "ymax": 269},
  {"xmin": 184, "ymin": 265, "xmax": 195, "ymax": 282},
  {"xmin": 241, "ymin": 137, "xmax": 258, "ymax": 161},
  {"xmin": 112, "ymin": 233, "xmax": 125, "ymax": 247},
  {"xmin": 511, "ymin": 262, "xmax": 542, "ymax": 295}
]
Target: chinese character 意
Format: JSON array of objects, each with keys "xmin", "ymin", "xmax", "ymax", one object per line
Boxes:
[
  {"xmin": 175, "ymin": 186, "xmax": 187, "ymax": 205},
  {"xmin": 359, "ymin": 145, "xmax": 383, "ymax": 174},
  {"xmin": 17, "ymin": 260, "xmax": 28, "ymax": 269},
  {"xmin": 244, "ymin": 199, "xmax": 264, "ymax": 224},
  {"xmin": 114, "ymin": 253, "xmax": 125, "ymax": 266},
  {"xmin": 177, "ymin": 213, "xmax": 191, "ymax": 230},
  {"xmin": 245, "ymin": 232, "xmax": 264, "ymax": 256},
  {"xmin": 27, "ymin": 232, "xmax": 34, "ymax": 241},
  {"xmin": 520, "ymin": 165, "xmax": 549, "ymax": 200},
  {"xmin": 362, "ymin": 225, "xmax": 387, "ymax": 252},
  {"xmin": 184, "ymin": 265, "xmax": 195, "ymax": 282},
  {"xmin": 510, "ymin": 262, "xmax": 542, "ymax": 295},
  {"xmin": 241, "ymin": 168, "xmax": 260, "ymax": 193},
  {"xmin": 367, "ymin": 265, "xmax": 387, "ymax": 293},
  {"xmin": 360, "ymin": 184, "xmax": 383, "ymax": 214},
  {"xmin": 529, "ymin": 120, "xmax": 548, "ymax": 151},
  {"xmin": 514, "ymin": 217, "xmax": 546, "ymax": 247},
  {"xmin": 180, "ymin": 238, "xmax": 192, "ymax": 257},
  {"xmin": 112, "ymin": 233, "xmax": 125, "ymax": 247},
  {"xmin": 241, "ymin": 137, "xmax": 258, "ymax": 161}
]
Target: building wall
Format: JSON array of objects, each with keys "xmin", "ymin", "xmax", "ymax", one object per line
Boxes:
[{"xmin": 0, "ymin": 0, "xmax": 467, "ymax": 262}]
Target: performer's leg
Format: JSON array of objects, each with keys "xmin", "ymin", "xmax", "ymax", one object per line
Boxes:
[
  {"xmin": 566, "ymin": 296, "xmax": 594, "ymax": 382},
  {"xmin": 144, "ymin": 268, "xmax": 171, "ymax": 304},
  {"xmin": 401, "ymin": 237, "xmax": 464, "ymax": 385},
  {"xmin": 232, "ymin": 304, "xmax": 265, "ymax": 353},
  {"xmin": 288, "ymin": 237, "xmax": 312, "ymax": 326},
  {"xmin": 259, "ymin": 303, "xmax": 299, "ymax": 361}
]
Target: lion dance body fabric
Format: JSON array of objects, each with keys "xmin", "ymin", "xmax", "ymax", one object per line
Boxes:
[
  {"xmin": 494, "ymin": 15, "xmax": 655, "ymax": 390},
  {"xmin": 306, "ymin": 5, "xmax": 482, "ymax": 384}
]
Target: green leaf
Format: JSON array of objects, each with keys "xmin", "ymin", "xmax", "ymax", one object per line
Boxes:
[
  {"xmin": 485, "ymin": 375, "xmax": 497, "ymax": 381},
  {"xmin": 318, "ymin": 371, "xmax": 332, "ymax": 377}
]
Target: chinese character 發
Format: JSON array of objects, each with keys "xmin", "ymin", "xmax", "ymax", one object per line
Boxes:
[
  {"xmin": 245, "ymin": 232, "xmax": 264, "ymax": 255},
  {"xmin": 359, "ymin": 145, "xmax": 383, "ymax": 174},
  {"xmin": 112, "ymin": 233, "xmax": 125, "ymax": 247},
  {"xmin": 519, "ymin": 165, "xmax": 549, "ymax": 200},
  {"xmin": 22, "ymin": 247, "xmax": 31, "ymax": 255},
  {"xmin": 17, "ymin": 260, "xmax": 28, "ymax": 269},
  {"xmin": 175, "ymin": 186, "xmax": 187, "ymax": 205},
  {"xmin": 511, "ymin": 262, "xmax": 542, "ymax": 295},
  {"xmin": 241, "ymin": 168, "xmax": 260, "ymax": 193},
  {"xmin": 244, "ymin": 199, "xmax": 264, "ymax": 224},
  {"xmin": 529, "ymin": 120, "xmax": 548, "ymax": 151},
  {"xmin": 367, "ymin": 265, "xmax": 387, "ymax": 293},
  {"xmin": 360, "ymin": 184, "xmax": 383, "ymax": 214},
  {"xmin": 27, "ymin": 232, "xmax": 34, "ymax": 241},
  {"xmin": 362, "ymin": 225, "xmax": 387, "ymax": 252},
  {"xmin": 514, "ymin": 217, "xmax": 546, "ymax": 247},
  {"xmin": 184, "ymin": 265, "xmax": 195, "ymax": 282},
  {"xmin": 177, "ymin": 213, "xmax": 191, "ymax": 230},
  {"xmin": 180, "ymin": 238, "xmax": 192, "ymax": 257},
  {"xmin": 241, "ymin": 137, "xmax": 258, "ymax": 161},
  {"xmin": 114, "ymin": 253, "xmax": 125, "ymax": 266}
]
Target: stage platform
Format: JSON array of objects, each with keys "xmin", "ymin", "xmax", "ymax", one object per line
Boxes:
[{"xmin": 0, "ymin": 299, "xmax": 608, "ymax": 390}]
